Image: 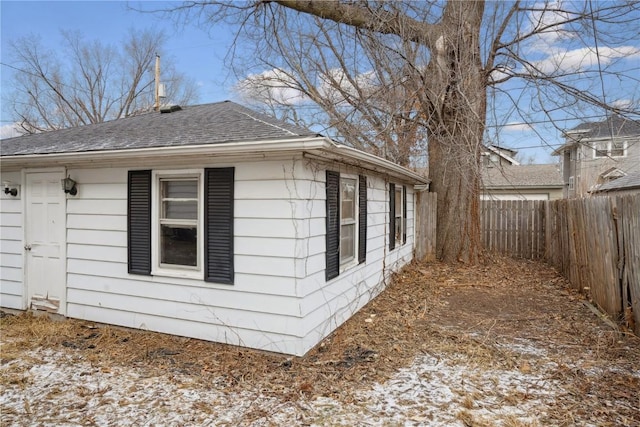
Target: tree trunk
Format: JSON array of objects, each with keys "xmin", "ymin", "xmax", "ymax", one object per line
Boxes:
[
  {"xmin": 263, "ymin": 0, "xmax": 487, "ymax": 263},
  {"xmin": 425, "ymin": 0, "xmax": 485, "ymax": 263}
]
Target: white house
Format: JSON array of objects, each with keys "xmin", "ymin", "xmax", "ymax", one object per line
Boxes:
[{"xmin": 0, "ymin": 101, "xmax": 429, "ymax": 356}]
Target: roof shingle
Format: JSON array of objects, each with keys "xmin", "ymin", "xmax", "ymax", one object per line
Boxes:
[
  {"xmin": 1, "ymin": 101, "xmax": 318, "ymax": 156},
  {"xmin": 482, "ymin": 164, "xmax": 563, "ymax": 188},
  {"xmin": 570, "ymin": 115, "xmax": 640, "ymax": 139},
  {"xmin": 592, "ymin": 171, "xmax": 640, "ymax": 192}
]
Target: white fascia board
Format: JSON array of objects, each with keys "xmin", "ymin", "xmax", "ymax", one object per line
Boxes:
[
  {"xmin": 1, "ymin": 135, "xmax": 430, "ymax": 184},
  {"xmin": 319, "ymin": 141, "xmax": 430, "ymax": 184},
  {"xmin": 0, "ymin": 136, "xmax": 329, "ymax": 169}
]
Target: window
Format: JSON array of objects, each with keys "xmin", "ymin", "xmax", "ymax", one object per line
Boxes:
[
  {"xmin": 394, "ymin": 186, "xmax": 403, "ymax": 243},
  {"xmin": 340, "ymin": 177, "xmax": 357, "ymax": 265},
  {"xmin": 568, "ymin": 176, "xmax": 575, "ymax": 190},
  {"xmin": 326, "ymin": 171, "xmax": 367, "ymax": 281},
  {"xmin": 389, "ymin": 183, "xmax": 407, "ymax": 251},
  {"xmin": 159, "ymin": 176, "xmax": 199, "ymax": 269},
  {"xmin": 128, "ymin": 168, "xmax": 234, "ymax": 284},
  {"xmin": 593, "ymin": 140, "xmax": 626, "ymax": 158}
]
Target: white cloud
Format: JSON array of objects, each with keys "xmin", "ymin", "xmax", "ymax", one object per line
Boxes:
[
  {"xmin": 503, "ymin": 122, "xmax": 534, "ymax": 132},
  {"xmin": 525, "ymin": 1, "xmax": 576, "ymax": 51},
  {"xmin": 0, "ymin": 123, "xmax": 20, "ymax": 139},
  {"xmin": 317, "ymin": 68, "xmax": 382, "ymax": 107},
  {"xmin": 490, "ymin": 66, "xmax": 513, "ymax": 83},
  {"xmin": 529, "ymin": 46, "xmax": 640, "ymax": 75},
  {"xmin": 611, "ymin": 99, "xmax": 634, "ymax": 109},
  {"xmin": 235, "ymin": 69, "xmax": 308, "ymax": 106}
]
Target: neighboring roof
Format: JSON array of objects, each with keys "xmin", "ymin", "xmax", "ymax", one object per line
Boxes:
[
  {"xmin": 0, "ymin": 101, "xmax": 317, "ymax": 156},
  {"xmin": 570, "ymin": 115, "xmax": 640, "ymax": 139},
  {"xmin": 483, "ymin": 145, "xmax": 520, "ymax": 165},
  {"xmin": 553, "ymin": 115, "xmax": 640, "ymax": 155},
  {"xmin": 489, "ymin": 144, "xmax": 518, "ymax": 156},
  {"xmin": 591, "ymin": 171, "xmax": 640, "ymax": 193},
  {"xmin": 482, "ymin": 164, "xmax": 563, "ymax": 189}
]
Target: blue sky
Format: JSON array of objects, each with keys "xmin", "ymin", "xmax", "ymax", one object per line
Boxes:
[
  {"xmin": 1, "ymin": 1, "xmax": 235, "ymax": 127},
  {"xmin": 1, "ymin": 1, "xmax": 638, "ymax": 164}
]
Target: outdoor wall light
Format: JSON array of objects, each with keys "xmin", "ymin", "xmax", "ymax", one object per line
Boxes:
[
  {"xmin": 61, "ymin": 176, "xmax": 78, "ymax": 196},
  {"xmin": 3, "ymin": 181, "xmax": 18, "ymax": 197}
]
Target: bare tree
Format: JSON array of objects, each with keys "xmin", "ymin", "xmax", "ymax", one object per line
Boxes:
[
  {"xmin": 8, "ymin": 28, "xmax": 199, "ymax": 134},
  {"xmin": 167, "ymin": 0, "xmax": 639, "ymax": 263}
]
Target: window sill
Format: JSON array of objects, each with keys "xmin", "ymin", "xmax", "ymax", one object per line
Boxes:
[
  {"xmin": 339, "ymin": 259, "xmax": 361, "ymax": 275},
  {"xmin": 151, "ymin": 267, "xmax": 203, "ymax": 281}
]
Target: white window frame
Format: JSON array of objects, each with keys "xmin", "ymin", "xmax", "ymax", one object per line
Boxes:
[
  {"xmin": 568, "ymin": 176, "xmax": 575, "ymax": 190},
  {"xmin": 339, "ymin": 174, "xmax": 359, "ymax": 270},
  {"xmin": 592, "ymin": 139, "xmax": 627, "ymax": 158},
  {"xmin": 151, "ymin": 169, "xmax": 204, "ymax": 279},
  {"xmin": 394, "ymin": 185, "xmax": 404, "ymax": 246}
]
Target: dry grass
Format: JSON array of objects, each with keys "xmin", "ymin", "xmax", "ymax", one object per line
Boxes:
[{"xmin": 2, "ymin": 256, "xmax": 639, "ymax": 425}]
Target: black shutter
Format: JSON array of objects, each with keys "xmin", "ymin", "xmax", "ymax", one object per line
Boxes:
[
  {"xmin": 389, "ymin": 183, "xmax": 396, "ymax": 251},
  {"xmin": 128, "ymin": 170, "xmax": 152, "ymax": 275},
  {"xmin": 204, "ymin": 167, "xmax": 235, "ymax": 284},
  {"xmin": 358, "ymin": 175, "xmax": 367, "ymax": 264},
  {"xmin": 326, "ymin": 171, "xmax": 340, "ymax": 281},
  {"xmin": 403, "ymin": 185, "xmax": 407, "ymax": 244}
]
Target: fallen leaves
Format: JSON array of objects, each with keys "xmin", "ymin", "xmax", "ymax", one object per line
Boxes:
[{"xmin": 1, "ymin": 256, "xmax": 639, "ymax": 426}]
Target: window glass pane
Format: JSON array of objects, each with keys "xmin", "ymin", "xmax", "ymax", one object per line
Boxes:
[
  {"xmin": 593, "ymin": 142, "xmax": 607, "ymax": 158},
  {"xmin": 163, "ymin": 200, "xmax": 197, "ymax": 220},
  {"xmin": 395, "ymin": 219, "xmax": 402, "ymax": 242},
  {"xmin": 161, "ymin": 179, "xmax": 198, "ymax": 220},
  {"xmin": 160, "ymin": 225, "xmax": 197, "ymax": 266},
  {"xmin": 341, "ymin": 178, "xmax": 356, "ymax": 221},
  {"xmin": 163, "ymin": 180, "xmax": 198, "ymax": 198},
  {"xmin": 395, "ymin": 187, "xmax": 403, "ymax": 243},
  {"xmin": 340, "ymin": 223, "xmax": 355, "ymax": 263},
  {"xmin": 610, "ymin": 140, "xmax": 624, "ymax": 157}
]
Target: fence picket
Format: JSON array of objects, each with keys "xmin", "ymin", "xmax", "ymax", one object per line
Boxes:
[{"xmin": 481, "ymin": 195, "xmax": 639, "ymax": 334}]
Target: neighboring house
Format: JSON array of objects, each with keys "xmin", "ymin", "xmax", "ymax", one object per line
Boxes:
[
  {"xmin": 0, "ymin": 101, "xmax": 428, "ymax": 356},
  {"xmin": 553, "ymin": 116, "xmax": 640, "ymax": 198},
  {"xmin": 479, "ymin": 144, "xmax": 563, "ymax": 200},
  {"xmin": 590, "ymin": 171, "xmax": 640, "ymax": 196},
  {"xmin": 482, "ymin": 144, "xmax": 520, "ymax": 167},
  {"xmin": 481, "ymin": 164, "xmax": 564, "ymax": 201}
]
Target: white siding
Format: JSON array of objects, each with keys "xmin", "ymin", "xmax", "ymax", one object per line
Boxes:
[
  {"xmin": 297, "ymin": 171, "xmax": 416, "ymax": 355},
  {"xmin": 63, "ymin": 159, "xmax": 321, "ymax": 355},
  {"xmin": 0, "ymin": 171, "xmax": 24, "ymax": 310},
  {"xmin": 1, "ymin": 155, "xmax": 420, "ymax": 356}
]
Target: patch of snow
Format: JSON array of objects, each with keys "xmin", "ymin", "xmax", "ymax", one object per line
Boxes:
[
  {"xmin": 0, "ymin": 344, "xmax": 632, "ymax": 426},
  {"xmin": 498, "ymin": 337, "xmax": 549, "ymax": 357},
  {"xmin": 301, "ymin": 354, "xmax": 558, "ymax": 426}
]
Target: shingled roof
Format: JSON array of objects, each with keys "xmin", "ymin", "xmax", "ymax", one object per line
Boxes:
[
  {"xmin": 592, "ymin": 171, "xmax": 640, "ymax": 193},
  {"xmin": 482, "ymin": 164, "xmax": 563, "ymax": 189},
  {"xmin": 0, "ymin": 101, "xmax": 318, "ymax": 156},
  {"xmin": 569, "ymin": 115, "xmax": 640, "ymax": 139}
]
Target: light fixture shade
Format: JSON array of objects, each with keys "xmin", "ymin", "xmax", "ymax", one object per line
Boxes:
[{"xmin": 61, "ymin": 177, "xmax": 77, "ymax": 195}]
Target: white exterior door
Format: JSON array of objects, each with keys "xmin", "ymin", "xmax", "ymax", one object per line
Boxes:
[{"xmin": 25, "ymin": 171, "xmax": 66, "ymax": 314}]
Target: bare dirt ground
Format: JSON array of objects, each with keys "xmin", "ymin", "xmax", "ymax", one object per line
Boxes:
[{"xmin": 1, "ymin": 256, "xmax": 639, "ymax": 426}]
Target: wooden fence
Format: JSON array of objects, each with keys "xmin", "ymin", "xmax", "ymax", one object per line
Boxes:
[
  {"xmin": 415, "ymin": 192, "xmax": 437, "ymax": 262},
  {"xmin": 546, "ymin": 195, "xmax": 640, "ymax": 334},
  {"xmin": 481, "ymin": 200, "xmax": 546, "ymax": 259},
  {"xmin": 481, "ymin": 195, "xmax": 640, "ymax": 335}
]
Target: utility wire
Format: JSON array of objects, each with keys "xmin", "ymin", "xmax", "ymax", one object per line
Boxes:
[{"xmin": 588, "ymin": 0, "xmax": 623, "ymax": 161}]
